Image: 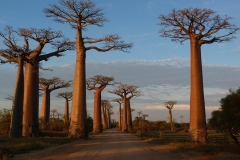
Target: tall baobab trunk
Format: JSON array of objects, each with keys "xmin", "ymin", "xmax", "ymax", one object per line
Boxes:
[
  {"xmin": 108, "ymin": 111, "xmax": 111, "ymax": 128},
  {"xmin": 64, "ymin": 98, "xmax": 69, "ymax": 125},
  {"xmin": 127, "ymin": 99, "xmax": 132, "ymax": 132},
  {"xmin": 118, "ymin": 105, "xmax": 122, "ymax": 130},
  {"xmin": 102, "ymin": 106, "xmax": 107, "ymax": 129},
  {"xmin": 93, "ymin": 90, "xmax": 102, "ymax": 133},
  {"xmin": 122, "ymin": 95, "xmax": 128, "ymax": 132},
  {"xmin": 22, "ymin": 61, "xmax": 39, "ymax": 137},
  {"xmin": 168, "ymin": 109, "xmax": 174, "ymax": 131},
  {"xmin": 40, "ymin": 88, "xmax": 50, "ymax": 125},
  {"xmin": 69, "ymin": 30, "xmax": 87, "ymax": 138},
  {"xmin": 9, "ymin": 57, "xmax": 24, "ymax": 137},
  {"xmin": 190, "ymin": 38, "xmax": 207, "ymax": 143}
]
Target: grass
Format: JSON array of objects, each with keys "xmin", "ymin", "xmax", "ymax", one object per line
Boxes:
[
  {"xmin": 0, "ymin": 131, "xmax": 76, "ymax": 156},
  {"xmin": 137, "ymin": 130, "xmax": 240, "ymax": 155}
]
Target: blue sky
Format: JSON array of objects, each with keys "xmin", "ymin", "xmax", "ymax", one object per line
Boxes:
[{"xmin": 0, "ymin": 0, "xmax": 240, "ymax": 122}]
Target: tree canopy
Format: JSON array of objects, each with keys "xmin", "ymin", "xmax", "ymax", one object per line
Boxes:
[{"xmin": 208, "ymin": 88, "xmax": 240, "ymax": 144}]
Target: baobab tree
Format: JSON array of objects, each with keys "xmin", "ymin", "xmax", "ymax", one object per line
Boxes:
[
  {"xmin": 112, "ymin": 98, "xmax": 123, "ymax": 130},
  {"xmin": 50, "ymin": 109, "xmax": 57, "ymax": 120},
  {"xmin": 142, "ymin": 114, "xmax": 149, "ymax": 120},
  {"xmin": 159, "ymin": 8, "xmax": 239, "ymax": 143},
  {"xmin": 101, "ymin": 100, "xmax": 111, "ymax": 130},
  {"xmin": 14, "ymin": 27, "xmax": 74, "ymax": 137},
  {"xmin": 179, "ymin": 115, "xmax": 184, "ymax": 124},
  {"xmin": 109, "ymin": 84, "xmax": 140, "ymax": 132},
  {"xmin": 56, "ymin": 92, "xmax": 72, "ymax": 125},
  {"xmin": 44, "ymin": 0, "xmax": 133, "ymax": 138},
  {"xmin": 86, "ymin": 75, "xmax": 114, "ymax": 133},
  {"xmin": 39, "ymin": 77, "xmax": 72, "ymax": 127},
  {"xmin": 0, "ymin": 26, "xmax": 28, "ymax": 137},
  {"xmin": 126, "ymin": 87, "xmax": 142, "ymax": 132},
  {"xmin": 164, "ymin": 101, "xmax": 177, "ymax": 131}
]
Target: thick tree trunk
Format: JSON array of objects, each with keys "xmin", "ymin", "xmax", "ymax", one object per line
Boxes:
[
  {"xmin": 9, "ymin": 57, "xmax": 24, "ymax": 137},
  {"xmin": 93, "ymin": 90, "xmax": 102, "ymax": 133},
  {"xmin": 118, "ymin": 104, "xmax": 122, "ymax": 130},
  {"xmin": 108, "ymin": 111, "xmax": 111, "ymax": 128},
  {"xmin": 102, "ymin": 106, "xmax": 107, "ymax": 129},
  {"xmin": 22, "ymin": 62, "xmax": 39, "ymax": 137},
  {"xmin": 40, "ymin": 88, "xmax": 49, "ymax": 128},
  {"xmin": 69, "ymin": 29, "xmax": 87, "ymax": 138},
  {"xmin": 64, "ymin": 98, "xmax": 69, "ymax": 125},
  {"xmin": 122, "ymin": 95, "xmax": 128, "ymax": 132},
  {"xmin": 169, "ymin": 109, "xmax": 174, "ymax": 131},
  {"xmin": 189, "ymin": 38, "xmax": 207, "ymax": 143},
  {"xmin": 127, "ymin": 98, "xmax": 132, "ymax": 132}
]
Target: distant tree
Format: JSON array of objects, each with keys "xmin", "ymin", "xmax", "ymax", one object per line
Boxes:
[
  {"xmin": 164, "ymin": 101, "xmax": 177, "ymax": 131},
  {"xmin": 101, "ymin": 100, "xmax": 111, "ymax": 129},
  {"xmin": 39, "ymin": 77, "xmax": 72, "ymax": 126},
  {"xmin": 109, "ymin": 84, "xmax": 140, "ymax": 132},
  {"xmin": 56, "ymin": 92, "xmax": 72, "ymax": 125},
  {"xmin": 44, "ymin": 0, "xmax": 132, "ymax": 138},
  {"xmin": 179, "ymin": 115, "xmax": 184, "ymax": 124},
  {"xmin": 208, "ymin": 88, "xmax": 240, "ymax": 145},
  {"xmin": 126, "ymin": 87, "xmax": 142, "ymax": 132},
  {"xmin": 86, "ymin": 75, "xmax": 114, "ymax": 133},
  {"xmin": 50, "ymin": 109, "xmax": 57, "ymax": 120},
  {"xmin": 142, "ymin": 114, "xmax": 149, "ymax": 120},
  {"xmin": 112, "ymin": 98, "xmax": 123, "ymax": 130},
  {"xmin": 159, "ymin": 8, "xmax": 239, "ymax": 143}
]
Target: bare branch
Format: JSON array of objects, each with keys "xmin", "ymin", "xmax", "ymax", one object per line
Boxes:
[{"xmin": 159, "ymin": 8, "xmax": 240, "ymax": 44}]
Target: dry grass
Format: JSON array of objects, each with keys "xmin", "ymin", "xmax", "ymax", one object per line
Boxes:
[{"xmin": 0, "ymin": 131, "xmax": 76, "ymax": 157}]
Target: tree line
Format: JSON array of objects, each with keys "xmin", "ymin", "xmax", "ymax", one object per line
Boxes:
[{"xmin": 0, "ymin": 0, "xmax": 239, "ymax": 144}]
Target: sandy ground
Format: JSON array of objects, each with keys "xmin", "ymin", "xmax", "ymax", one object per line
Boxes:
[{"xmin": 11, "ymin": 128, "xmax": 240, "ymax": 160}]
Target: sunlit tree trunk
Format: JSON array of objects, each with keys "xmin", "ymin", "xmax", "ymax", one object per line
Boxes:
[
  {"xmin": 40, "ymin": 88, "xmax": 49, "ymax": 125},
  {"xmin": 69, "ymin": 29, "xmax": 87, "ymax": 138},
  {"xmin": 168, "ymin": 109, "xmax": 174, "ymax": 131},
  {"xmin": 118, "ymin": 105, "xmax": 122, "ymax": 130},
  {"xmin": 64, "ymin": 98, "xmax": 69, "ymax": 125},
  {"xmin": 102, "ymin": 106, "xmax": 107, "ymax": 129},
  {"xmin": 9, "ymin": 57, "xmax": 24, "ymax": 137},
  {"xmin": 127, "ymin": 98, "xmax": 132, "ymax": 132},
  {"xmin": 122, "ymin": 95, "xmax": 128, "ymax": 132},
  {"xmin": 190, "ymin": 38, "xmax": 207, "ymax": 143},
  {"xmin": 108, "ymin": 111, "xmax": 111, "ymax": 128},
  {"xmin": 93, "ymin": 90, "xmax": 102, "ymax": 132},
  {"xmin": 22, "ymin": 61, "xmax": 39, "ymax": 137}
]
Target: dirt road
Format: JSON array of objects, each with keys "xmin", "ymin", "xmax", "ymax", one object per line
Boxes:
[{"xmin": 11, "ymin": 128, "xmax": 240, "ymax": 160}]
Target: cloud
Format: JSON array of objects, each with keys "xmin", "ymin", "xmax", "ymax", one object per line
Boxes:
[{"xmin": 1, "ymin": 59, "xmax": 240, "ymax": 122}]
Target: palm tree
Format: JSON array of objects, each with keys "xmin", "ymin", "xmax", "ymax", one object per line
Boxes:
[{"xmin": 44, "ymin": 0, "xmax": 132, "ymax": 138}]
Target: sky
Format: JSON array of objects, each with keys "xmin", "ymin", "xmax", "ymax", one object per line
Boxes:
[{"xmin": 0, "ymin": 0, "xmax": 240, "ymax": 123}]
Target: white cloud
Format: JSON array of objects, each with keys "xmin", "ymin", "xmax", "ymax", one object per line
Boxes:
[{"xmin": 1, "ymin": 59, "xmax": 240, "ymax": 122}]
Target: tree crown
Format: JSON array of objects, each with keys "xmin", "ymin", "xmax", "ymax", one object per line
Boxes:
[{"xmin": 159, "ymin": 8, "xmax": 240, "ymax": 44}]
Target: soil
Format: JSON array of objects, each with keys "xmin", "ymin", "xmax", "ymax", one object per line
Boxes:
[{"xmin": 11, "ymin": 128, "xmax": 240, "ymax": 160}]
